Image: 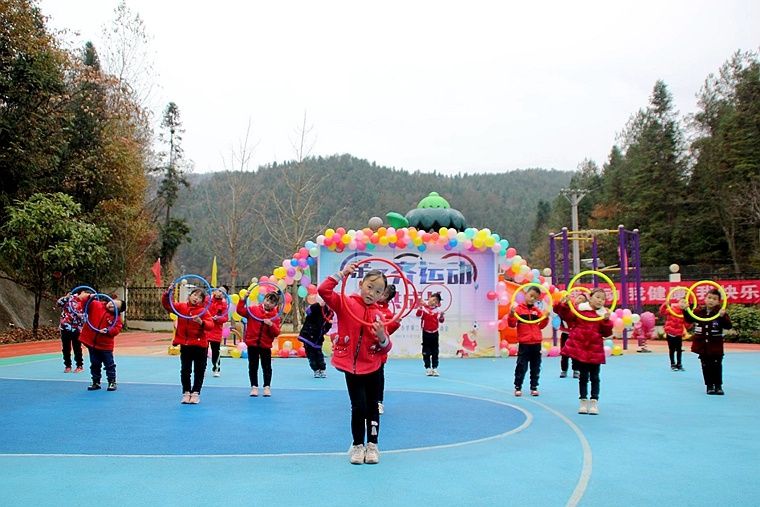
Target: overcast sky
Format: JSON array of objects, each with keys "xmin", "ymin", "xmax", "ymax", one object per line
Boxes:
[{"xmin": 40, "ymin": 0, "xmax": 760, "ymax": 175}]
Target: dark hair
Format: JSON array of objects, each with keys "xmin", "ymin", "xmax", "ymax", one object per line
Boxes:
[
  {"xmin": 707, "ymin": 288, "xmax": 722, "ymax": 300},
  {"xmin": 429, "ymin": 292, "xmax": 442, "ymax": 301},
  {"xmin": 221, "ymin": 284, "xmax": 230, "ymax": 293},
  {"xmin": 383, "ymin": 284, "xmax": 397, "ymax": 301},
  {"xmin": 589, "ymin": 287, "xmax": 606, "ymax": 298},
  {"xmin": 362, "ymin": 269, "xmax": 388, "ymax": 288},
  {"xmin": 119, "ymin": 300, "xmax": 127, "ymax": 313},
  {"xmin": 264, "ymin": 292, "xmax": 280, "ymax": 303},
  {"xmin": 189, "ymin": 288, "xmax": 206, "ymax": 300},
  {"xmin": 526, "ymin": 286, "xmax": 542, "ymax": 296}
]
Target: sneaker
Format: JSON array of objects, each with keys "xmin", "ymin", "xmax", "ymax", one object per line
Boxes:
[
  {"xmin": 263, "ymin": 386, "xmax": 271, "ymax": 397},
  {"xmin": 530, "ymin": 389, "xmax": 539, "ymax": 397},
  {"xmin": 189, "ymin": 392, "xmax": 200, "ymax": 404},
  {"xmin": 559, "ymin": 371, "xmax": 567, "ymax": 378},
  {"xmin": 181, "ymin": 392, "xmax": 191, "ymax": 404},
  {"xmin": 431, "ymin": 368, "xmax": 439, "ymax": 377},
  {"xmin": 319, "ymin": 370, "xmax": 327, "ymax": 378},
  {"xmin": 514, "ymin": 389, "xmax": 522, "ymax": 397},
  {"xmin": 74, "ymin": 366, "xmax": 83, "ymax": 373},
  {"xmin": 213, "ymin": 370, "xmax": 220, "ymax": 378},
  {"xmin": 64, "ymin": 367, "xmax": 72, "ymax": 373},
  {"xmin": 314, "ymin": 371, "xmax": 320, "ymax": 378},
  {"xmin": 378, "ymin": 402, "xmax": 384, "ymax": 415},
  {"xmin": 677, "ymin": 365, "xmax": 685, "ymax": 371},
  {"xmin": 425, "ymin": 368, "xmax": 433, "ymax": 376},
  {"xmin": 671, "ymin": 365, "xmax": 679, "ymax": 371},
  {"xmin": 572, "ymin": 371, "xmax": 580, "ymax": 379},
  {"xmin": 706, "ymin": 385, "xmax": 716, "ymax": 395},
  {"xmin": 638, "ymin": 348, "xmax": 651, "ymax": 353},
  {"xmin": 364, "ymin": 442, "xmax": 380, "ymax": 464},
  {"xmin": 578, "ymin": 399, "xmax": 589, "ymax": 414},
  {"xmin": 714, "ymin": 386, "xmax": 725, "ymax": 395},
  {"xmin": 588, "ymin": 399, "xmax": 599, "ymax": 415},
  {"xmin": 87, "ymin": 382, "xmax": 101, "ymax": 391},
  {"xmin": 250, "ymin": 386, "xmax": 259, "ymax": 397},
  {"xmin": 107, "ymin": 382, "xmax": 117, "ymax": 391},
  {"xmin": 349, "ymin": 444, "xmax": 366, "ymax": 465}
]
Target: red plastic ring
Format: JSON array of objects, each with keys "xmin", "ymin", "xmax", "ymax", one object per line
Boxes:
[{"xmin": 339, "ymin": 257, "xmax": 411, "ymax": 326}]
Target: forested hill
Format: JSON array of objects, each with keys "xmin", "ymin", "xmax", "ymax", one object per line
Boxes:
[{"xmin": 171, "ymin": 154, "xmax": 572, "ymax": 279}]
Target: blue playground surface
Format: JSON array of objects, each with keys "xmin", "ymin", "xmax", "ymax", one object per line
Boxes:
[{"xmin": 1, "ymin": 350, "xmax": 759, "ymax": 506}]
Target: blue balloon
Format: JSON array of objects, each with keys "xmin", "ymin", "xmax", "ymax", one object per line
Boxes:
[
  {"xmin": 552, "ymin": 314, "xmax": 561, "ymax": 330},
  {"xmin": 290, "ymin": 259, "xmax": 298, "ymax": 266},
  {"xmin": 307, "ymin": 257, "xmax": 315, "ymax": 266},
  {"xmin": 418, "ymin": 244, "xmax": 427, "ymax": 252}
]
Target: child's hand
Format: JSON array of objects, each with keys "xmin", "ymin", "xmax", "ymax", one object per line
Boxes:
[
  {"xmin": 192, "ymin": 316, "xmax": 202, "ymax": 324},
  {"xmin": 100, "ymin": 327, "xmax": 108, "ymax": 334},
  {"xmin": 372, "ymin": 318, "xmax": 387, "ymax": 342},
  {"xmin": 341, "ymin": 263, "xmax": 358, "ymax": 278},
  {"xmin": 678, "ymin": 299, "xmax": 687, "ymax": 310},
  {"xmin": 719, "ymin": 308, "xmax": 726, "ymax": 317},
  {"xmin": 263, "ymin": 319, "xmax": 272, "ymax": 326},
  {"xmin": 603, "ymin": 309, "xmax": 611, "ymax": 320}
]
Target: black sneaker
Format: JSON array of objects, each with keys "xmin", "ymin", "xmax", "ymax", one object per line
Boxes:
[
  {"xmin": 107, "ymin": 382, "xmax": 117, "ymax": 391},
  {"xmin": 671, "ymin": 365, "xmax": 679, "ymax": 371},
  {"xmin": 572, "ymin": 371, "xmax": 580, "ymax": 379},
  {"xmin": 706, "ymin": 385, "xmax": 716, "ymax": 395},
  {"xmin": 560, "ymin": 371, "xmax": 567, "ymax": 378},
  {"xmin": 87, "ymin": 382, "xmax": 101, "ymax": 391},
  {"xmin": 677, "ymin": 365, "xmax": 685, "ymax": 371},
  {"xmin": 714, "ymin": 386, "xmax": 724, "ymax": 395}
]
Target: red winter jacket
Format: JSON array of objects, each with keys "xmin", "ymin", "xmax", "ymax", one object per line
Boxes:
[
  {"xmin": 554, "ymin": 301, "xmax": 614, "ymax": 365},
  {"xmin": 162, "ymin": 291, "xmax": 214, "ymax": 348},
  {"xmin": 79, "ymin": 296, "xmax": 123, "ymax": 351},
  {"xmin": 377, "ymin": 301, "xmax": 402, "ymax": 364},
  {"xmin": 318, "ymin": 275, "xmax": 393, "ymax": 375},
  {"xmin": 205, "ymin": 297, "xmax": 229, "ymax": 342},
  {"xmin": 236, "ymin": 301, "xmax": 281, "ymax": 349},
  {"xmin": 658, "ymin": 303, "xmax": 689, "ymax": 337},
  {"xmin": 507, "ymin": 302, "xmax": 549, "ymax": 344},
  {"xmin": 684, "ymin": 306, "xmax": 732, "ymax": 356},
  {"xmin": 415, "ymin": 304, "xmax": 444, "ymax": 332}
]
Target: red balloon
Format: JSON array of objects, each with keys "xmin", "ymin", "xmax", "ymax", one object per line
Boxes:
[{"xmin": 278, "ymin": 349, "xmax": 289, "ymax": 358}]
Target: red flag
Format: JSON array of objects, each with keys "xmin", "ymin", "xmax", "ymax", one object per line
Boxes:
[{"xmin": 151, "ymin": 258, "xmax": 162, "ymax": 287}]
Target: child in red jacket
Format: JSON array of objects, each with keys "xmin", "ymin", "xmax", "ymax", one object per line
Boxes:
[
  {"xmin": 659, "ymin": 298, "xmax": 689, "ymax": 371},
  {"xmin": 56, "ymin": 290, "xmax": 87, "ymax": 373},
  {"xmin": 554, "ymin": 288, "xmax": 614, "ymax": 415},
  {"xmin": 162, "ymin": 286, "xmax": 214, "ymax": 404},
  {"xmin": 416, "ymin": 292, "xmax": 445, "ymax": 376},
  {"xmin": 508, "ymin": 286, "xmax": 549, "ymax": 397},
  {"xmin": 206, "ymin": 286, "xmax": 230, "ymax": 378},
  {"xmin": 237, "ymin": 291, "xmax": 281, "ymax": 397},
  {"xmin": 318, "ymin": 263, "xmax": 393, "ymax": 465},
  {"xmin": 78, "ymin": 293, "xmax": 125, "ymax": 392}
]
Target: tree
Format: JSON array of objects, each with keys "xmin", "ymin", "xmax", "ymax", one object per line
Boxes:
[
  {"xmin": 0, "ymin": 0, "xmax": 70, "ymax": 219},
  {"xmin": 153, "ymin": 101, "xmax": 190, "ymax": 269},
  {"xmin": 199, "ymin": 121, "xmax": 262, "ymax": 289},
  {"xmin": 0, "ymin": 193, "xmax": 110, "ymax": 333},
  {"xmin": 690, "ymin": 51, "xmax": 760, "ymax": 272}
]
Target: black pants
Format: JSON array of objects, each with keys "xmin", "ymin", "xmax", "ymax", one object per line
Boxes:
[
  {"xmin": 576, "ymin": 361, "xmax": 601, "ymax": 400},
  {"xmin": 305, "ymin": 341, "xmax": 326, "ymax": 372},
  {"xmin": 559, "ymin": 333, "xmax": 576, "ymax": 372},
  {"xmin": 248, "ymin": 347, "xmax": 272, "ymax": 387},
  {"xmin": 209, "ymin": 341, "xmax": 221, "ymax": 372},
  {"xmin": 61, "ymin": 328, "xmax": 83, "ymax": 368},
  {"xmin": 87, "ymin": 346, "xmax": 116, "ymax": 384},
  {"xmin": 377, "ymin": 363, "xmax": 385, "ymax": 403},
  {"xmin": 422, "ymin": 331, "xmax": 439, "ymax": 369},
  {"xmin": 666, "ymin": 335, "xmax": 683, "ymax": 366},
  {"xmin": 699, "ymin": 354, "xmax": 723, "ymax": 388},
  {"xmin": 344, "ymin": 369, "xmax": 382, "ymax": 445},
  {"xmin": 514, "ymin": 343, "xmax": 542, "ymax": 390},
  {"xmin": 180, "ymin": 345, "xmax": 208, "ymax": 393}
]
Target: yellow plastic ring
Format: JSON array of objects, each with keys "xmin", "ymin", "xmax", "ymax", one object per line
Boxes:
[
  {"xmin": 685, "ymin": 280, "xmax": 727, "ymax": 322},
  {"xmin": 665, "ymin": 286, "xmax": 697, "ymax": 318},
  {"xmin": 509, "ymin": 283, "xmax": 551, "ymax": 324},
  {"xmin": 566, "ymin": 270, "xmax": 618, "ymax": 322}
]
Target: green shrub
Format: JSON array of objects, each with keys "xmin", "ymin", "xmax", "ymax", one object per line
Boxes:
[{"xmin": 725, "ymin": 305, "xmax": 760, "ymax": 344}]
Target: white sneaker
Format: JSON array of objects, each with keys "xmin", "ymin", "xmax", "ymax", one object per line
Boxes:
[
  {"xmin": 213, "ymin": 371, "xmax": 220, "ymax": 378},
  {"xmin": 431, "ymin": 368, "xmax": 439, "ymax": 377},
  {"xmin": 313, "ymin": 371, "xmax": 320, "ymax": 378},
  {"xmin": 378, "ymin": 402, "xmax": 384, "ymax": 415},
  {"xmin": 588, "ymin": 399, "xmax": 599, "ymax": 415},
  {"xmin": 189, "ymin": 392, "xmax": 200, "ymax": 404},
  {"xmin": 320, "ymin": 370, "xmax": 327, "ymax": 378},
  {"xmin": 250, "ymin": 386, "xmax": 258, "ymax": 397},
  {"xmin": 425, "ymin": 368, "xmax": 433, "ymax": 376},
  {"xmin": 364, "ymin": 442, "xmax": 380, "ymax": 464},
  {"xmin": 349, "ymin": 444, "xmax": 365, "ymax": 465},
  {"xmin": 181, "ymin": 392, "xmax": 191, "ymax": 404},
  {"xmin": 578, "ymin": 399, "xmax": 589, "ymax": 414}
]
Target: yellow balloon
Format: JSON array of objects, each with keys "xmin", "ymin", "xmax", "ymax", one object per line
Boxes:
[
  {"xmin": 238, "ymin": 289, "xmax": 247, "ymax": 298},
  {"xmin": 232, "ymin": 312, "xmax": 242, "ymax": 322},
  {"xmin": 229, "ymin": 348, "xmax": 242, "ymax": 359},
  {"xmin": 230, "ymin": 294, "xmax": 240, "ymax": 304},
  {"xmin": 169, "ymin": 313, "xmax": 177, "ymax": 321}
]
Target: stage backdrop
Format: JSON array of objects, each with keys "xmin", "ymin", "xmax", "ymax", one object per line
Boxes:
[{"xmin": 318, "ymin": 248, "xmax": 499, "ymax": 358}]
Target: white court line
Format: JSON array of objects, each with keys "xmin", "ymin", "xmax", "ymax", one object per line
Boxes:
[
  {"xmin": 393, "ymin": 371, "xmax": 592, "ymax": 507},
  {"xmin": 0, "ymin": 357, "xmax": 58, "ymax": 367},
  {"xmin": 0, "ymin": 377, "xmax": 531, "ymax": 458}
]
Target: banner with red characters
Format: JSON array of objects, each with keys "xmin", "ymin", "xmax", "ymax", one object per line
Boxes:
[{"xmin": 575, "ymin": 280, "xmax": 760, "ymax": 305}]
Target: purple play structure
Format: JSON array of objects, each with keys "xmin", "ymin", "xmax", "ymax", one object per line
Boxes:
[{"xmin": 549, "ymin": 225, "xmax": 642, "ymax": 349}]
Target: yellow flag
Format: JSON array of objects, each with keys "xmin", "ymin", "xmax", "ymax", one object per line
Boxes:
[{"xmin": 211, "ymin": 256, "xmax": 218, "ymax": 287}]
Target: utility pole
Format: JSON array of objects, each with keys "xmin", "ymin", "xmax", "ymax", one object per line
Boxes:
[{"xmin": 560, "ymin": 188, "xmax": 589, "ymax": 276}]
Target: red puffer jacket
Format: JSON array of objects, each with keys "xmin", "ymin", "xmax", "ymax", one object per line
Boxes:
[
  {"xmin": 507, "ymin": 302, "xmax": 549, "ymax": 344},
  {"xmin": 554, "ymin": 302, "xmax": 613, "ymax": 365},
  {"xmin": 205, "ymin": 297, "xmax": 229, "ymax": 342},
  {"xmin": 659, "ymin": 303, "xmax": 689, "ymax": 337},
  {"xmin": 415, "ymin": 305, "xmax": 444, "ymax": 332},
  {"xmin": 236, "ymin": 301, "xmax": 281, "ymax": 349},
  {"xmin": 162, "ymin": 291, "xmax": 214, "ymax": 348},
  {"xmin": 79, "ymin": 297, "xmax": 123, "ymax": 351},
  {"xmin": 318, "ymin": 275, "xmax": 393, "ymax": 375}
]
